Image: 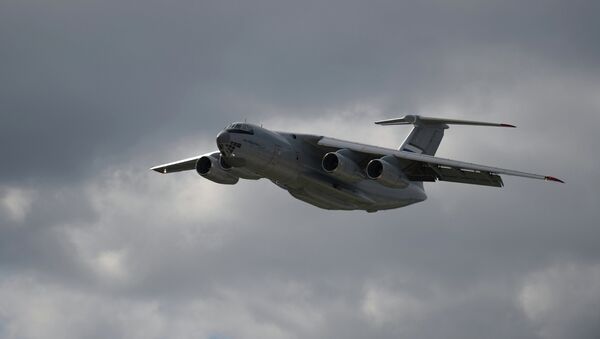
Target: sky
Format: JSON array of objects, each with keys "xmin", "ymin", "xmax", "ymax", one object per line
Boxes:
[{"xmin": 1, "ymin": 0, "xmax": 599, "ymax": 338}]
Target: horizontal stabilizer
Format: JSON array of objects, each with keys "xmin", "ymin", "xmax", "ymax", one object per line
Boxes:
[{"xmin": 375, "ymin": 115, "xmax": 516, "ymax": 128}]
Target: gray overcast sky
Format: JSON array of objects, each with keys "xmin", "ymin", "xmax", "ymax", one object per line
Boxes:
[{"xmin": 1, "ymin": 0, "xmax": 599, "ymax": 338}]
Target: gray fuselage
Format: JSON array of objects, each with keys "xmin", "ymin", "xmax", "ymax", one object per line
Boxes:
[{"xmin": 216, "ymin": 123, "xmax": 427, "ymax": 212}]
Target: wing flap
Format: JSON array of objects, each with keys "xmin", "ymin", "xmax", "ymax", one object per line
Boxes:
[
  {"xmin": 318, "ymin": 137, "xmax": 563, "ymax": 184},
  {"xmin": 430, "ymin": 166, "xmax": 504, "ymax": 187}
]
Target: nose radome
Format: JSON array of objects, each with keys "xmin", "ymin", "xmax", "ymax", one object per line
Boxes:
[{"xmin": 216, "ymin": 130, "xmax": 230, "ymax": 145}]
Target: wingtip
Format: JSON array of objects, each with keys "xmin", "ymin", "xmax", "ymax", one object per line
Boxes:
[
  {"xmin": 500, "ymin": 123, "xmax": 517, "ymax": 128},
  {"xmin": 150, "ymin": 167, "xmax": 167, "ymax": 174},
  {"xmin": 545, "ymin": 176, "xmax": 565, "ymax": 183}
]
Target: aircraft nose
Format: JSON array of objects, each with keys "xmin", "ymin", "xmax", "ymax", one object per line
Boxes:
[{"xmin": 216, "ymin": 130, "xmax": 230, "ymax": 145}]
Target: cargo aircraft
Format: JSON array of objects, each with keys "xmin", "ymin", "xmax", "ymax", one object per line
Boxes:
[{"xmin": 152, "ymin": 115, "xmax": 563, "ymax": 212}]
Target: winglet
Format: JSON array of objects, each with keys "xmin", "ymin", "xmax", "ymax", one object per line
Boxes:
[{"xmin": 544, "ymin": 176, "xmax": 565, "ymax": 183}]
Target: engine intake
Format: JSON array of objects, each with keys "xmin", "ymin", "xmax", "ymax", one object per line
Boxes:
[
  {"xmin": 196, "ymin": 154, "xmax": 239, "ymax": 185},
  {"xmin": 366, "ymin": 156, "xmax": 409, "ymax": 188},
  {"xmin": 321, "ymin": 150, "xmax": 363, "ymax": 182}
]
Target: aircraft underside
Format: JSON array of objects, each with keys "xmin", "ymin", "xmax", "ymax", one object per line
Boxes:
[
  {"xmin": 286, "ymin": 187, "xmax": 424, "ymax": 212},
  {"xmin": 273, "ymin": 174, "xmax": 427, "ymax": 212}
]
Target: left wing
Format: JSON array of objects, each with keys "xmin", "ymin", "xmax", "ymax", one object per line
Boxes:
[
  {"xmin": 318, "ymin": 137, "xmax": 563, "ymax": 186},
  {"xmin": 150, "ymin": 155, "xmax": 201, "ymax": 174}
]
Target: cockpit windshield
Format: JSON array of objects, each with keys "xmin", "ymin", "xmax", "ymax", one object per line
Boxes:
[{"xmin": 226, "ymin": 122, "xmax": 254, "ymax": 135}]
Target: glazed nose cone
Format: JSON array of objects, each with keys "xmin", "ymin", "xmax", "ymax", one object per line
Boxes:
[
  {"xmin": 216, "ymin": 130, "xmax": 230, "ymax": 145},
  {"xmin": 216, "ymin": 130, "xmax": 231, "ymax": 156}
]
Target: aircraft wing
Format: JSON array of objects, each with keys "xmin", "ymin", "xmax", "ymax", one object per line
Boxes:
[
  {"xmin": 150, "ymin": 155, "xmax": 201, "ymax": 174},
  {"xmin": 317, "ymin": 137, "xmax": 563, "ymax": 187}
]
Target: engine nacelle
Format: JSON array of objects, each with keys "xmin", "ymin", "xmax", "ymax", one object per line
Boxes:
[
  {"xmin": 321, "ymin": 150, "xmax": 363, "ymax": 182},
  {"xmin": 366, "ymin": 156, "xmax": 410, "ymax": 188},
  {"xmin": 196, "ymin": 154, "xmax": 239, "ymax": 185}
]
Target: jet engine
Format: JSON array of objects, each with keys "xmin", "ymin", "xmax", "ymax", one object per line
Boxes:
[
  {"xmin": 321, "ymin": 150, "xmax": 363, "ymax": 182},
  {"xmin": 366, "ymin": 156, "xmax": 410, "ymax": 188},
  {"xmin": 196, "ymin": 154, "xmax": 239, "ymax": 185}
]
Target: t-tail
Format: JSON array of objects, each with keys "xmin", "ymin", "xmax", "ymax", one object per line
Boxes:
[{"xmin": 374, "ymin": 115, "xmax": 516, "ymax": 156}]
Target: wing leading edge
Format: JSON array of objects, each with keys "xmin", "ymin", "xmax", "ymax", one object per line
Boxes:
[
  {"xmin": 318, "ymin": 137, "xmax": 564, "ymax": 186},
  {"xmin": 150, "ymin": 155, "xmax": 201, "ymax": 174}
]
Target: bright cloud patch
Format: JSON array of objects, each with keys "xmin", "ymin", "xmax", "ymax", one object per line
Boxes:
[
  {"xmin": 0, "ymin": 187, "xmax": 35, "ymax": 223},
  {"xmin": 519, "ymin": 263, "xmax": 600, "ymax": 339},
  {"xmin": 0, "ymin": 276, "xmax": 325, "ymax": 339},
  {"xmin": 362, "ymin": 284, "xmax": 426, "ymax": 326}
]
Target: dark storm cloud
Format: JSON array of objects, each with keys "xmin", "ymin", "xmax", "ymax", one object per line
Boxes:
[
  {"xmin": 2, "ymin": 0, "xmax": 599, "ymax": 182},
  {"xmin": 1, "ymin": 0, "xmax": 599, "ymax": 338}
]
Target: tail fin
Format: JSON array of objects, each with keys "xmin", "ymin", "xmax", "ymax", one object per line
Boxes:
[{"xmin": 375, "ymin": 115, "xmax": 516, "ymax": 156}]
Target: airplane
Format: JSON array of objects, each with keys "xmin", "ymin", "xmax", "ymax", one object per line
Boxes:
[{"xmin": 151, "ymin": 115, "xmax": 563, "ymax": 212}]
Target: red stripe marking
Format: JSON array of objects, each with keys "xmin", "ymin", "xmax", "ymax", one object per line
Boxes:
[{"xmin": 545, "ymin": 176, "xmax": 565, "ymax": 183}]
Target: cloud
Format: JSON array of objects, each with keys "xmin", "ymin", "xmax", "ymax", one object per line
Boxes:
[
  {"xmin": 1, "ymin": 186, "xmax": 35, "ymax": 223},
  {"xmin": 519, "ymin": 262, "xmax": 600, "ymax": 339},
  {"xmin": 92, "ymin": 249, "xmax": 129, "ymax": 282},
  {"xmin": 1, "ymin": 0, "xmax": 599, "ymax": 338},
  {"xmin": 362, "ymin": 284, "xmax": 427, "ymax": 326},
  {"xmin": 0, "ymin": 276, "xmax": 326, "ymax": 339}
]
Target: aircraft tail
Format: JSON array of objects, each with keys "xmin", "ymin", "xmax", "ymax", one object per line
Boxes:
[{"xmin": 374, "ymin": 115, "xmax": 516, "ymax": 156}]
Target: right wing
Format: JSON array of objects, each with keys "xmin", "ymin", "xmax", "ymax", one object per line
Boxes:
[
  {"xmin": 150, "ymin": 155, "xmax": 202, "ymax": 174},
  {"xmin": 318, "ymin": 137, "xmax": 564, "ymax": 187}
]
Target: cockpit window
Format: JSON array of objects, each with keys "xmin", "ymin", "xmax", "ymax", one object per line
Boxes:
[{"xmin": 226, "ymin": 122, "xmax": 254, "ymax": 135}]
